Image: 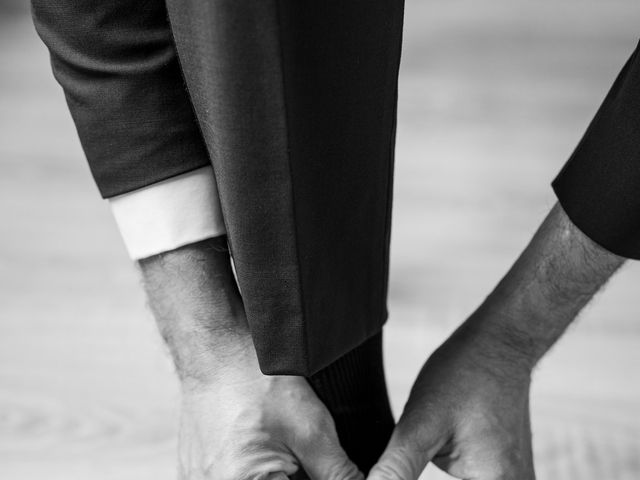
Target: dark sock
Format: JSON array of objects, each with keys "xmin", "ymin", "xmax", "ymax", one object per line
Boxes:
[{"xmin": 306, "ymin": 330, "xmax": 395, "ymax": 474}]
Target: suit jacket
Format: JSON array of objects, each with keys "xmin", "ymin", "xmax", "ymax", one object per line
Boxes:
[
  {"xmin": 32, "ymin": 0, "xmax": 639, "ymax": 375},
  {"xmin": 32, "ymin": 0, "xmax": 405, "ymax": 375}
]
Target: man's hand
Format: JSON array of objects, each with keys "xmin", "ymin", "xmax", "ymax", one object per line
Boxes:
[
  {"xmin": 369, "ymin": 204, "xmax": 623, "ymax": 480},
  {"xmin": 368, "ymin": 322, "xmax": 534, "ymax": 480},
  {"xmin": 138, "ymin": 238, "xmax": 362, "ymax": 480},
  {"xmin": 179, "ymin": 334, "xmax": 362, "ymax": 480}
]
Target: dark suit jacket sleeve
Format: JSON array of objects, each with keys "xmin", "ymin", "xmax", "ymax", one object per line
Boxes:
[
  {"xmin": 33, "ymin": 0, "xmax": 405, "ymax": 376},
  {"xmin": 31, "ymin": 0, "xmax": 211, "ymax": 198},
  {"xmin": 553, "ymin": 41, "xmax": 640, "ymax": 259}
]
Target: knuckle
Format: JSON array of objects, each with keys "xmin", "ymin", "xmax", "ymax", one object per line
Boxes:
[
  {"xmin": 368, "ymin": 463, "xmax": 404, "ymax": 480},
  {"xmin": 307, "ymin": 406, "xmax": 337, "ymax": 434},
  {"xmin": 204, "ymin": 460, "xmax": 250, "ymax": 480},
  {"xmin": 297, "ymin": 415, "xmax": 339, "ymax": 451},
  {"xmin": 326, "ymin": 457, "xmax": 363, "ymax": 480},
  {"xmin": 481, "ymin": 460, "xmax": 530, "ymax": 480},
  {"xmin": 369, "ymin": 453, "xmax": 415, "ymax": 480}
]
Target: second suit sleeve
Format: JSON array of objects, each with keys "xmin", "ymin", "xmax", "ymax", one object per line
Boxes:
[{"xmin": 553, "ymin": 41, "xmax": 640, "ymax": 259}]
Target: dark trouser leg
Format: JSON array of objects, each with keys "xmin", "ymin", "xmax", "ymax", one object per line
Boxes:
[
  {"xmin": 34, "ymin": 0, "xmax": 399, "ymax": 472},
  {"xmin": 167, "ymin": 0, "xmax": 405, "ymax": 376}
]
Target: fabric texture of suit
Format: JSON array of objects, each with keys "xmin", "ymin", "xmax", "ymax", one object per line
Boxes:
[
  {"xmin": 32, "ymin": 0, "xmax": 405, "ymax": 376},
  {"xmin": 553, "ymin": 41, "xmax": 640, "ymax": 259}
]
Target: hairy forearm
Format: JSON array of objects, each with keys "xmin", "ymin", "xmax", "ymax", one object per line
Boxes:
[
  {"xmin": 137, "ymin": 236, "xmax": 251, "ymax": 384},
  {"xmin": 470, "ymin": 203, "xmax": 624, "ymax": 367}
]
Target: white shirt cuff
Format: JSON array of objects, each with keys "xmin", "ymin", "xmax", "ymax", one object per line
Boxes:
[{"xmin": 109, "ymin": 166, "xmax": 226, "ymax": 260}]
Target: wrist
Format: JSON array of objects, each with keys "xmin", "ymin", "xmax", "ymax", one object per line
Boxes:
[
  {"xmin": 467, "ymin": 204, "xmax": 625, "ymax": 371},
  {"xmin": 137, "ymin": 239, "xmax": 258, "ymax": 389},
  {"xmin": 433, "ymin": 314, "xmax": 534, "ymax": 390},
  {"xmin": 172, "ymin": 323, "xmax": 257, "ymax": 388},
  {"xmin": 463, "ymin": 306, "xmax": 542, "ymax": 374}
]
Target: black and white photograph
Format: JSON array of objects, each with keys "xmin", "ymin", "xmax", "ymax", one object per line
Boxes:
[{"xmin": 2, "ymin": 0, "xmax": 640, "ymax": 479}]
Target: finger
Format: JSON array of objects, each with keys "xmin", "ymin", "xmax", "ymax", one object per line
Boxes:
[
  {"xmin": 367, "ymin": 422, "xmax": 445, "ymax": 480},
  {"xmin": 266, "ymin": 474, "xmax": 290, "ymax": 480},
  {"xmin": 293, "ymin": 424, "xmax": 363, "ymax": 480},
  {"xmin": 366, "ymin": 435, "xmax": 423, "ymax": 480},
  {"xmin": 301, "ymin": 439, "xmax": 363, "ymax": 480}
]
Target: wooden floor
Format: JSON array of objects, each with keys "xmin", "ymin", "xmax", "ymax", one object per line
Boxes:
[{"xmin": 1, "ymin": 2, "xmax": 640, "ymax": 479}]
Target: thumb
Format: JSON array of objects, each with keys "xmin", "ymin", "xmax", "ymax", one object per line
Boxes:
[
  {"xmin": 367, "ymin": 423, "xmax": 444, "ymax": 480},
  {"xmin": 294, "ymin": 422, "xmax": 363, "ymax": 480}
]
